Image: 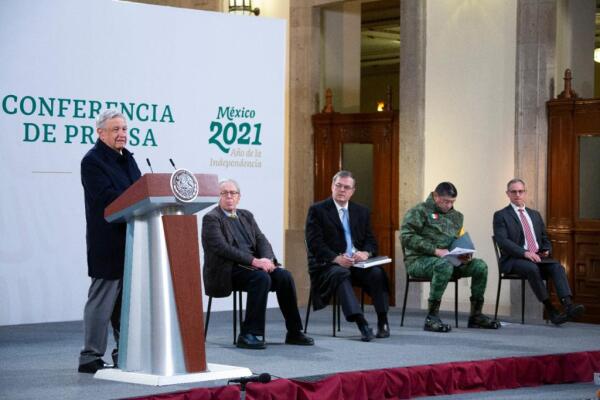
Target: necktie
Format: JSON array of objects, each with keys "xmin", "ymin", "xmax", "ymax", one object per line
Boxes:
[
  {"xmin": 518, "ymin": 209, "xmax": 538, "ymax": 253},
  {"xmin": 340, "ymin": 208, "xmax": 353, "ymax": 256}
]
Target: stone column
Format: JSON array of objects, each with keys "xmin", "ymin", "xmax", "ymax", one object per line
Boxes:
[
  {"xmin": 285, "ymin": 1, "xmax": 323, "ymax": 305},
  {"xmin": 397, "ymin": 0, "xmax": 427, "ymax": 311},
  {"xmin": 514, "ymin": 0, "xmax": 556, "ymax": 320}
]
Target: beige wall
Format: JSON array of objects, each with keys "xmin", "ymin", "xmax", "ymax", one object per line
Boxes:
[
  {"xmin": 556, "ymin": 0, "xmax": 596, "ymax": 98},
  {"xmin": 423, "ymin": 0, "xmax": 517, "ymax": 313}
]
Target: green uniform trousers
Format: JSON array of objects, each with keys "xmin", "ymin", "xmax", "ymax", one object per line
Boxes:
[{"xmin": 406, "ymin": 256, "xmax": 488, "ymax": 302}]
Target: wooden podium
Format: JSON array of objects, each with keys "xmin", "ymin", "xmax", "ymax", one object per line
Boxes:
[{"xmin": 94, "ymin": 173, "xmax": 251, "ymax": 386}]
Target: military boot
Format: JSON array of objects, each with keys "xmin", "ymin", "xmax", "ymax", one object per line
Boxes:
[
  {"xmin": 424, "ymin": 300, "xmax": 451, "ymax": 333},
  {"xmin": 467, "ymin": 297, "xmax": 500, "ymax": 329}
]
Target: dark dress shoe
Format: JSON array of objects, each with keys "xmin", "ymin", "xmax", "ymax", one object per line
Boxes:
[
  {"xmin": 78, "ymin": 359, "xmax": 112, "ymax": 374},
  {"xmin": 236, "ymin": 333, "xmax": 266, "ymax": 349},
  {"xmin": 358, "ymin": 324, "xmax": 375, "ymax": 342},
  {"xmin": 565, "ymin": 303, "xmax": 585, "ymax": 320},
  {"xmin": 376, "ymin": 323, "xmax": 390, "ymax": 338},
  {"xmin": 285, "ymin": 331, "xmax": 314, "ymax": 346},
  {"xmin": 548, "ymin": 309, "xmax": 568, "ymax": 326}
]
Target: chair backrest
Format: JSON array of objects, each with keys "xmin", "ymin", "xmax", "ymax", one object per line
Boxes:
[
  {"xmin": 400, "ymin": 240, "xmax": 411, "ymax": 278},
  {"xmin": 491, "ymin": 235, "xmax": 502, "ymax": 267}
]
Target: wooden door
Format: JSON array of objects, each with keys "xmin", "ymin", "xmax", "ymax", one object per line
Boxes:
[
  {"xmin": 547, "ymin": 75, "xmax": 600, "ymax": 324},
  {"xmin": 312, "ymin": 110, "xmax": 399, "ymax": 305}
]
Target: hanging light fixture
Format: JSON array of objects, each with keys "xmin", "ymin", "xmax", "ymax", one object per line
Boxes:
[
  {"xmin": 595, "ymin": 48, "xmax": 600, "ymax": 63},
  {"xmin": 229, "ymin": 0, "xmax": 260, "ymax": 16}
]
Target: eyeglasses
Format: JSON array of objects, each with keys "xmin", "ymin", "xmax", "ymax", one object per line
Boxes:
[
  {"xmin": 220, "ymin": 190, "xmax": 240, "ymax": 197},
  {"xmin": 508, "ymin": 190, "xmax": 526, "ymax": 195},
  {"xmin": 334, "ymin": 183, "xmax": 354, "ymax": 191}
]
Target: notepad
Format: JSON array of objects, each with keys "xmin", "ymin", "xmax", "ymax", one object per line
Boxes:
[{"xmin": 352, "ymin": 256, "xmax": 392, "ymax": 269}]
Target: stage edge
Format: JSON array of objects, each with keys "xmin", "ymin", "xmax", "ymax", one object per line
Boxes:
[{"xmin": 94, "ymin": 363, "xmax": 252, "ymax": 386}]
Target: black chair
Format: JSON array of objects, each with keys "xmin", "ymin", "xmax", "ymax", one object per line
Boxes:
[
  {"xmin": 492, "ymin": 236, "xmax": 548, "ymax": 324},
  {"xmin": 303, "ymin": 238, "xmax": 365, "ymax": 336},
  {"xmin": 400, "ymin": 242, "xmax": 460, "ymax": 327},
  {"xmin": 400, "ymin": 272, "xmax": 460, "ymax": 328},
  {"xmin": 304, "ymin": 287, "xmax": 364, "ymax": 337},
  {"xmin": 204, "ymin": 290, "xmax": 244, "ymax": 345}
]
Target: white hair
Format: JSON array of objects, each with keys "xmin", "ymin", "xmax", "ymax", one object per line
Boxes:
[
  {"xmin": 218, "ymin": 179, "xmax": 241, "ymax": 193},
  {"xmin": 96, "ymin": 109, "xmax": 125, "ymax": 129}
]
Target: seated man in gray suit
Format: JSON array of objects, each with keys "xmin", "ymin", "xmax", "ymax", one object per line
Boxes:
[
  {"xmin": 202, "ymin": 179, "xmax": 313, "ymax": 349},
  {"xmin": 493, "ymin": 178, "xmax": 584, "ymax": 325}
]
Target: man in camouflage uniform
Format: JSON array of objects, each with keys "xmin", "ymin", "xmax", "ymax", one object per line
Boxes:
[{"xmin": 401, "ymin": 182, "xmax": 499, "ymax": 332}]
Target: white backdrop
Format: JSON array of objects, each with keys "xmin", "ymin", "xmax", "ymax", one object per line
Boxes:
[{"xmin": 0, "ymin": 0, "xmax": 286, "ymax": 325}]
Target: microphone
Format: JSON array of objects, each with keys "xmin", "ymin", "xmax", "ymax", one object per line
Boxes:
[
  {"xmin": 146, "ymin": 158, "xmax": 154, "ymax": 173},
  {"xmin": 228, "ymin": 373, "xmax": 271, "ymax": 390},
  {"xmin": 169, "ymin": 158, "xmax": 177, "ymax": 170}
]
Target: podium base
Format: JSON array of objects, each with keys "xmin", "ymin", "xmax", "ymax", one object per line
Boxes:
[{"xmin": 94, "ymin": 363, "xmax": 252, "ymax": 386}]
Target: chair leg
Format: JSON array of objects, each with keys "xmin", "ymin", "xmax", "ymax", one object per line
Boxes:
[
  {"xmin": 544, "ymin": 279, "xmax": 549, "ymax": 324},
  {"xmin": 233, "ymin": 291, "xmax": 237, "ymax": 345},
  {"xmin": 521, "ymin": 279, "xmax": 525, "ymax": 324},
  {"xmin": 204, "ymin": 296, "xmax": 213, "ymax": 339},
  {"xmin": 337, "ymin": 297, "xmax": 341, "ymax": 332},
  {"xmin": 401, "ymin": 278, "xmax": 410, "ymax": 327},
  {"xmin": 238, "ymin": 291, "xmax": 243, "ymax": 332},
  {"xmin": 304, "ymin": 292, "xmax": 312, "ymax": 334},
  {"xmin": 494, "ymin": 278, "xmax": 502, "ymax": 321},
  {"xmin": 332, "ymin": 294, "xmax": 337, "ymax": 337},
  {"xmin": 454, "ymin": 280, "xmax": 458, "ymax": 328}
]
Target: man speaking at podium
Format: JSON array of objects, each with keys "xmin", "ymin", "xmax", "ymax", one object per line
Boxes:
[
  {"xmin": 78, "ymin": 110, "xmax": 141, "ymax": 373},
  {"xmin": 202, "ymin": 179, "xmax": 313, "ymax": 349}
]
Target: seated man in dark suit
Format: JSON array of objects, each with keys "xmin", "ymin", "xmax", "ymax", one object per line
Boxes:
[
  {"xmin": 305, "ymin": 170, "xmax": 390, "ymax": 342},
  {"xmin": 201, "ymin": 179, "xmax": 313, "ymax": 349},
  {"xmin": 493, "ymin": 178, "xmax": 584, "ymax": 325}
]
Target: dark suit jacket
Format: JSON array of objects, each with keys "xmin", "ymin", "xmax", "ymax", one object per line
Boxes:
[
  {"xmin": 305, "ymin": 197, "xmax": 378, "ymax": 309},
  {"xmin": 81, "ymin": 140, "xmax": 141, "ymax": 279},
  {"xmin": 201, "ymin": 206, "xmax": 276, "ymax": 297},
  {"xmin": 492, "ymin": 204, "xmax": 552, "ymax": 273}
]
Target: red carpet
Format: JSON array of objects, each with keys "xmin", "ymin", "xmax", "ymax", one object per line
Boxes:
[
  {"xmin": 126, "ymin": 350, "xmax": 600, "ymax": 400},
  {"xmin": 126, "ymin": 385, "xmax": 239, "ymax": 400}
]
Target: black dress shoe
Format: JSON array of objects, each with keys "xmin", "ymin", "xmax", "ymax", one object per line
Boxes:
[
  {"xmin": 236, "ymin": 333, "xmax": 266, "ymax": 349},
  {"xmin": 285, "ymin": 331, "xmax": 314, "ymax": 346},
  {"xmin": 78, "ymin": 359, "xmax": 112, "ymax": 374},
  {"xmin": 565, "ymin": 303, "xmax": 585, "ymax": 320},
  {"xmin": 358, "ymin": 324, "xmax": 375, "ymax": 342},
  {"xmin": 548, "ymin": 309, "xmax": 568, "ymax": 326},
  {"xmin": 375, "ymin": 323, "xmax": 390, "ymax": 338}
]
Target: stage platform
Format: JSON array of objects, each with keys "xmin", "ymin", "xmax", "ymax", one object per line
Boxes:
[{"xmin": 1, "ymin": 306, "xmax": 599, "ymax": 400}]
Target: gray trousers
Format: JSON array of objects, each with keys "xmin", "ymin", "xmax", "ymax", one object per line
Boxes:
[
  {"xmin": 79, "ymin": 278, "xmax": 122, "ymax": 365},
  {"xmin": 509, "ymin": 259, "xmax": 572, "ymax": 302}
]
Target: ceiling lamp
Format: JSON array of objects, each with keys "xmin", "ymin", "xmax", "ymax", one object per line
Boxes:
[
  {"xmin": 595, "ymin": 48, "xmax": 600, "ymax": 63},
  {"xmin": 229, "ymin": 0, "xmax": 260, "ymax": 16}
]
